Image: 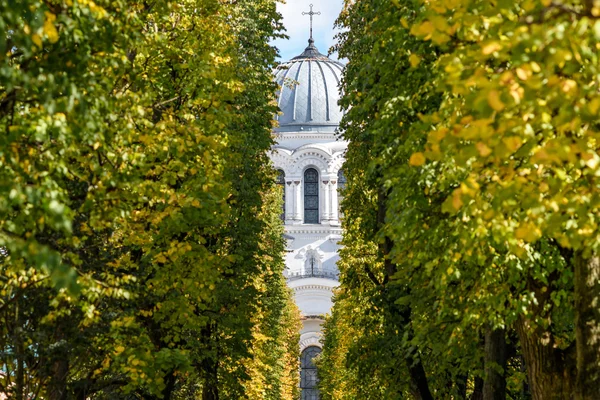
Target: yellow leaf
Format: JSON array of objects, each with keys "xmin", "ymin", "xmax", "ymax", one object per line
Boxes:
[
  {"xmin": 582, "ymin": 151, "xmax": 599, "ymax": 169},
  {"xmin": 476, "ymin": 142, "xmax": 492, "ymax": 157},
  {"xmin": 451, "ymin": 188, "xmax": 463, "ymax": 210},
  {"xmin": 515, "ymin": 222, "xmax": 541, "ymax": 242},
  {"xmin": 515, "ymin": 67, "xmax": 531, "ymax": 81},
  {"xmin": 409, "ymin": 54, "xmax": 421, "ymax": 68},
  {"xmin": 509, "ymin": 84, "xmax": 524, "ymax": 104},
  {"xmin": 502, "ymin": 136, "xmax": 523, "ymax": 152},
  {"xmin": 430, "ymin": 127, "xmax": 448, "ymax": 142},
  {"xmin": 43, "ymin": 12, "xmax": 59, "ymax": 43},
  {"xmin": 483, "ymin": 209, "xmax": 495, "ymax": 220},
  {"xmin": 31, "ymin": 33, "xmax": 42, "ymax": 48},
  {"xmin": 487, "ymin": 90, "xmax": 505, "ymax": 111},
  {"xmin": 588, "ymin": 98, "xmax": 600, "ymax": 114},
  {"xmin": 411, "ymin": 21, "xmax": 434, "ymax": 38},
  {"xmin": 561, "ymin": 79, "xmax": 577, "ymax": 93},
  {"xmin": 115, "ymin": 345, "xmax": 125, "ymax": 355},
  {"xmin": 481, "ymin": 41, "xmax": 502, "ymax": 55},
  {"xmin": 409, "ymin": 152, "xmax": 426, "ymax": 166}
]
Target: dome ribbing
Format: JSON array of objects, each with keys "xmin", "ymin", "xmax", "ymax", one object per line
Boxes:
[{"xmin": 273, "ymin": 40, "xmax": 344, "ymax": 133}]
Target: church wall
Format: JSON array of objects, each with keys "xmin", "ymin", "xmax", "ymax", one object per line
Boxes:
[{"xmin": 270, "ymin": 39, "xmax": 346, "ymax": 372}]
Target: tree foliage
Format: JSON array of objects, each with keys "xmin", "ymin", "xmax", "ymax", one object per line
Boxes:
[
  {"xmin": 320, "ymin": 0, "xmax": 600, "ymax": 399},
  {"xmin": 0, "ymin": 0, "xmax": 299, "ymax": 399}
]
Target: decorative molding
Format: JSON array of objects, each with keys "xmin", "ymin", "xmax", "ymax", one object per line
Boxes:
[
  {"xmin": 289, "ymin": 236, "xmax": 333, "ymax": 241},
  {"xmin": 270, "ymin": 149, "xmax": 294, "ymax": 174},
  {"xmin": 299, "ymin": 333, "xmax": 323, "ymax": 352},
  {"xmin": 295, "ymin": 245, "xmax": 325, "ymax": 260},
  {"xmin": 331, "ymin": 152, "xmax": 346, "ymax": 173},
  {"xmin": 276, "ymin": 133, "xmax": 339, "ymax": 141},
  {"xmin": 295, "ymin": 155, "xmax": 329, "ymax": 174},
  {"xmin": 285, "ymin": 227, "xmax": 343, "ymax": 235},
  {"xmin": 270, "ymin": 144, "xmax": 347, "ymax": 176},
  {"xmin": 293, "ymin": 284, "xmax": 336, "ymax": 293}
]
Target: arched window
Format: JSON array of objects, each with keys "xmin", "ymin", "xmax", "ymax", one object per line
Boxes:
[
  {"xmin": 300, "ymin": 346, "xmax": 321, "ymax": 399},
  {"xmin": 304, "ymin": 168, "xmax": 319, "ymax": 224},
  {"xmin": 276, "ymin": 169, "xmax": 285, "ymax": 221},
  {"xmin": 337, "ymin": 169, "xmax": 347, "ymax": 191},
  {"xmin": 337, "ymin": 169, "xmax": 347, "ymax": 220}
]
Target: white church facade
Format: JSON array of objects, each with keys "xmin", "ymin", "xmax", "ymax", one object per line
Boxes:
[{"xmin": 270, "ymin": 24, "xmax": 346, "ymax": 399}]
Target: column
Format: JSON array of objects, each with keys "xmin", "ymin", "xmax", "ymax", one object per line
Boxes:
[
  {"xmin": 294, "ymin": 180, "xmax": 301, "ymax": 222},
  {"xmin": 285, "ymin": 181, "xmax": 293, "ymax": 221},
  {"xmin": 322, "ymin": 180, "xmax": 330, "ymax": 222},
  {"xmin": 330, "ymin": 180, "xmax": 338, "ymax": 223}
]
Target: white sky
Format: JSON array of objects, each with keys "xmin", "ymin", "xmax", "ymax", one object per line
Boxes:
[{"xmin": 271, "ymin": 0, "xmax": 344, "ymax": 61}]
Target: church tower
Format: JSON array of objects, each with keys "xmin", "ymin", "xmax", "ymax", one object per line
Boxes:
[{"xmin": 270, "ymin": 6, "xmax": 346, "ymax": 399}]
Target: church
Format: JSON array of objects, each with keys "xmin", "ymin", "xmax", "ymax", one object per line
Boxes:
[{"xmin": 269, "ymin": 8, "xmax": 346, "ymax": 399}]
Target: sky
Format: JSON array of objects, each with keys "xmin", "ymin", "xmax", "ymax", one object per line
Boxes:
[{"xmin": 271, "ymin": 0, "xmax": 344, "ymax": 62}]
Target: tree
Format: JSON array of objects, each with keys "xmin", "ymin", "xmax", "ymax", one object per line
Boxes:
[
  {"xmin": 411, "ymin": 0, "xmax": 600, "ymax": 397},
  {"xmin": 320, "ymin": 0, "xmax": 599, "ymax": 399},
  {"xmin": 1, "ymin": 0, "xmax": 298, "ymax": 398}
]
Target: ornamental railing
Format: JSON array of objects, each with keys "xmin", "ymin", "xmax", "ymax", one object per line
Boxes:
[{"xmin": 286, "ymin": 270, "xmax": 339, "ymax": 281}]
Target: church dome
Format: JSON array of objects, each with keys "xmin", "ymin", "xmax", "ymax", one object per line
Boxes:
[{"xmin": 274, "ymin": 39, "xmax": 344, "ymax": 133}]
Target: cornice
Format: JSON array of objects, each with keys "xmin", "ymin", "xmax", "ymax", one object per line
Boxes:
[
  {"xmin": 293, "ymin": 284, "xmax": 336, "ymax": 293},
  {"xmin": 276, "ymin": 133, "xmax": 339, "ymax": 140},
  {"xmin": 284, "ymin": 226, "xmax": 342, "ymax": 235}
]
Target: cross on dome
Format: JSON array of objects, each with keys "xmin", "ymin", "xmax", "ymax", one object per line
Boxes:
[{"xmin": 302, "ymin": 4, "xmax": 321, "ymax": 43}]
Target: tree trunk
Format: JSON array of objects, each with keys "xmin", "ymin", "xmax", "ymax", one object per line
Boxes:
[
  {"xmin": 48, "ymin": 357, "xmax": 69, "ymax": 400},
  {"xmin": 47, "ymin": 320, "xmax": 69, "ymax": 400},
  {"xmin": 483, "ymin": 327, "xmax": 507, "ymax": 400},
  {"xmin": 574, "ymin": 251, "xmax": 600, "ymax": 399},
  {"xmin": 162, "ymin": 371, "xmax": 177, "ymax": 400},
  {"xmin": 456, "ymin": 373, "xmax": 467, "ymax": 399},
  {"xmin": 14, "ymin": 300, "xmax": 24, "ymax": 400},
  {"xmin": 202, "ymin": 363, "xmax": 219, "ymax": 400},
  {"xmin": 405, "ymin": 351, "xmax": 434, "ymax": 400},
  {"xmin": 201, "ymin": 322, "xmax": 219, "ymax": 400},
  {"xmin": 515, "ymin": 316, "xmax": 575, "ymax": 400},
  {"xmin": 377, "ymin": 186, "xmax": 433, "ymax": 400},
  {"xmin": 471, "ymin": 376, "xmax": 484, "ymax": 400}
]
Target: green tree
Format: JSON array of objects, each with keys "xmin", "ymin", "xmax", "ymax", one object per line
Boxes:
[
  {"xmin": 320, "ymin": 0, "xmax": 600, "ymax": 399},
  {"xmin": 410, "ymin": 0, "xmax": 600, "ymax": 397},
  {"xmin": 1, "ymin": 0, "xmax": 298, "ymax": 399}
]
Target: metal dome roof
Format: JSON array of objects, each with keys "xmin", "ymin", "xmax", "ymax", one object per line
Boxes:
[{"xmin": 274, "ymin": 39, "xmax": 344, "ymax": 133}]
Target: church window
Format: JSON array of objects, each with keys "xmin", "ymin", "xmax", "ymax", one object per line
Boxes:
[
  {"xmin": 304, "ymin": 168, "xmax": 319, "ymax": 224},
  {"xmin": 276, "ymin": 169, "xmax": 285, "ymax": 221},
  {"xmin": 300, "ymin": 346, "xmax": 321, "ymax": 399},
  {"xmin": 337, "ymin": 169, "xmax": 346, "ymax": 191}
]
